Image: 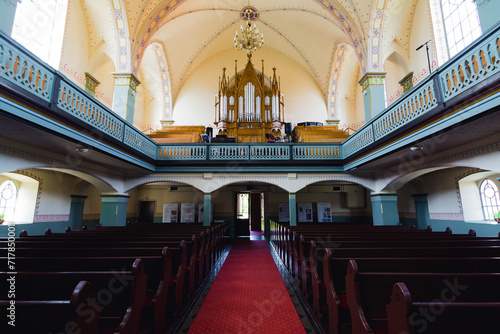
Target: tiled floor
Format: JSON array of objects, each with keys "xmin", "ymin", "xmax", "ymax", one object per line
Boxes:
[{"xmin": 172, "ymin": 236, "xmax": 323, "ymax": 334}]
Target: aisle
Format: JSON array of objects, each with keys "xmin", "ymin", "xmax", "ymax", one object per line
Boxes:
[{"xmin": 187, "ymin": 240, "xmax": 306, "ymax": 334}]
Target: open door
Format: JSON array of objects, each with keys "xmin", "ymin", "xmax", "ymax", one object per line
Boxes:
[{"xmin": 250, "ymin": 192, "xmax": 262, "ymax": 232}]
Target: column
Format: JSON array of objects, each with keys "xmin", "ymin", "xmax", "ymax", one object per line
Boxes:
[
  {"xmin": 203, "ymin": 193, "xmax": 211, "ymax": 227},
  {"xmin": 370, "ymin": 193, "xmax": 399, "ymax": 226},
  {"xmin": 475, "ymin": 0, "xmax": 500, "ymax": 33},
  {"xmin": 412, "ymin": 194, "xmax": 430, "ymax": 230},
  {"xmin": 99, "ymin": 194, "xmax": 130, "ymax": 227},
  {"xmin": 112, "ymin": 72, "xmax": 141, "ymax": 123},
  {"xmin": 69, "ymin": 195, "xmax": 87, "ymax": 231},
  {"xmin": 0, "ymin": 1, "xmax": 18, "ymax": 36},
  {"xmin": 358, "ymin": 72, "xmax": 387, "ymax": 122},
  {"xmin": 289, "ymin": 192, "xmax": 297, "ymax": 226}
]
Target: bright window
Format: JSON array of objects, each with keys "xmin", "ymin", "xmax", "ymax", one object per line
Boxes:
[
  {"xmin": 11, "ymin": 0, "xmax": 68, "ymax": 69},
  {"xmin": 479, "ymin": 179, "xmax": 500, "ymax": 220},
  {"xmin": 441, "ymin": 0, "xmax": 482, "ymax": 58},
  {"xmin": 0, "ymin": 180, "xmax": 18, "ymax": 221}
]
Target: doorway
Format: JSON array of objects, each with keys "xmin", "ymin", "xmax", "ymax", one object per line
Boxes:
[
  {"xmin": 138, "ymin": 201, "xmax": 155, "ymax": 223},
  {"xmin": 235, "ymin": 193, "xmax": 249, "ymax": 236}
]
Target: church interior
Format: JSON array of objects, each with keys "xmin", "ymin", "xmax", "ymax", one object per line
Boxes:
[{"xmin": 1, "ymin": 0, "xmax": 500, "ymax": 333}]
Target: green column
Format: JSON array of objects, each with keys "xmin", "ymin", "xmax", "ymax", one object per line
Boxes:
[
  {"xmin": 358, "ymin": 72, "xmax": 387, "ymax": 122},
  {"xmin": 112, "ymin": 73, "xmax": 140, "ymax": 123},
  {"xmin": 203, "ymin": 193, "xmax": 211, "ymax": 227},
  {"xmin": 412, "ymin": 193, "xmax": 430, "ymax": 229},
  {"xmin": 0, "ymin": 1, "xmax": 18, "ymax": 36},
  {"xmin": 475, "ymin": 0, "xmax": 500, "ymax": 33},
  {"xmin": 69, "ymin": 195, "xmax": 87, "ymax": 231},
  {"xmin": 100, "ymin": 194, "xmax": 130, "ymax": 227},
  {"xmin": 289, "ymin": 193, "xmax": 297, "ymax": 226},
  {"xmin": 370, "ymin": 193, "xmax": 399, "ymax": 226}
]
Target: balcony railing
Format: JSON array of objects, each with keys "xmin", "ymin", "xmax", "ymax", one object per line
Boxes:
[{"xmin": 1, "ymin": 21, "xmax": 500, "ymax": 166}]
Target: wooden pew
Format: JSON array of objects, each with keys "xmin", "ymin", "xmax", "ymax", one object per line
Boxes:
[
  {"xmin": 3, "ymin": 250, "xmax": 171, "ymax": 334},
  {"xmin": 322, "ymin": 252, "xmax": 500, "ymax": 334},
  {"xmin": 0, "ymin": 280, "xmax": 98, "ymax": 334},
  {"xmin": 386, "ymin": 282, "xmax": 500, "ymax": 334},
  {"xmin": 0, "ymin": 259, "xmax": 146, "ymax": 333},
  {"xmin": 346, "ymin": 260, "xmax": 500, "ymax": 334}
]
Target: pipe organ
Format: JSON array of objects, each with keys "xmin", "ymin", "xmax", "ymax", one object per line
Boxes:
[{"xmin": 215, "ymin": 59, "xmax": 284, "ymax": 142}]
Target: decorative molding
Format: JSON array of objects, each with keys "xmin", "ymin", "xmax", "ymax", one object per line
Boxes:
[
  {"xmin": 358, "ymin": 72, "xmax": 387, "ymax": 91},
  {"xmin": 454, "ymin": 167, "xmax": 482, "ymax": 214},
  {"xmin": 367, "ymin": 0, "xmax": 388, "ymax": 70},
  {"xmin": 328, "ymin": 42, "xmax": 348, "ymax": 119},
  {"xmin": 33, "ymin": 214, "xmax": 69, "ymax": 223},
  {"xmin": 12, "ymin": 169, "xmax": 43, "ymax": 215},
  {"xmin": 429, "ymin": 212, "xmax": 464, "ymax": 221}
]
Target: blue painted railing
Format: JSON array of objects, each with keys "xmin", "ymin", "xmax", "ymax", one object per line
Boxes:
[
  {"xmin": 1, "ymin": 21, "xmax": 500, "ymax": 165},
  {"xmin": 0, "ymin": 35, "xmax": 54, "ymax": 102}
]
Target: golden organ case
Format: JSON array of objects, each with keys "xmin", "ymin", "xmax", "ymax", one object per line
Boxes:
[{"xmin": 214, "ymin": 59, "xmax": 284, "ymax": 143}]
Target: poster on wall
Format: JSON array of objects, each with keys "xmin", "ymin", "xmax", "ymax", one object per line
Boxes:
[
  {"xmin": 278, "ymin": 203, "xmax": 289, "ymax": 222},
  {"xmin": 317, "ymin": 202, "xmax": 332, "ymax": 222},
  {"xmin": 297, "ymin": 202, "xmax": 313, "ymax": 222},
  {"xmin": 198, "ymin": 203, "xmax": 213, "ymax": 223},
  {"xmin": 181, "ymin": 203, "xmax": 196, "ymax": 223},
  {"xmin": 163, "ymin": 203, "xmax": 179, "ymax": 223}
]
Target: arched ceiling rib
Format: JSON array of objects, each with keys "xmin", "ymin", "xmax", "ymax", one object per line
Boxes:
[{"xmin": 78, "ymin": 0, "xmax": 415, "ymax": 108}]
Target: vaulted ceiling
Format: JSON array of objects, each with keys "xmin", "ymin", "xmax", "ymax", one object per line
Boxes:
[{"xmin": 79, "ymin": 0, "xmax": 419, "ymax": 104}]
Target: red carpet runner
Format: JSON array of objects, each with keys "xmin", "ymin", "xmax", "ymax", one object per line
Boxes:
[{"xmin": 188, "ymin": 240, "xmax": 306, "ymax": 334}]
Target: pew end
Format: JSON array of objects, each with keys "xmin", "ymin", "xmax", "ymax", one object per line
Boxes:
[
  {"xmin": 386, "ymin": 282, "xmax": 414, "ymax": 334},
  {"xmin": 346, "ymin": 259, "xmax": 374, "ymax": 334}
]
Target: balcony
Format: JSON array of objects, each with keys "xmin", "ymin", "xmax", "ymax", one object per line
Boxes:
[{"xmin": 1, "ymin": 22, "xmax": 500, "ymax": 172}]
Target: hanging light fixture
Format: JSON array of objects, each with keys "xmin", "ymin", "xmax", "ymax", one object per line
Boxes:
[{"xmin": 234, "ymin": 7, "xmax": 264, "ymax": 58}]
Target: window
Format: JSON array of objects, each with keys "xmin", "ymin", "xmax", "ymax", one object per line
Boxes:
[
  {"xmin": 0, "ymin": 180, "xmax": 18, "ymax": 221},
  {"xmin": 479, "ymin": 179, "xmax": 500, "ymax": 220},
  {"xmin": 441, "ymin": 0, "xmax": 482, "ymax": 58},
  {"xmin": 11, "ymin": 0, "xmax": 68, "ymax": 69}
]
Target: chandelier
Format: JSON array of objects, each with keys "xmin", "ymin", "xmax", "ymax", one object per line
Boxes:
[{"xmin": 234, "ymin": 7, "xmax": 264, "ymax": 58}]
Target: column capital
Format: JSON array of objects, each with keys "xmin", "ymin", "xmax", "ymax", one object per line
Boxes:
[
  {"xmin": 411, "ymin": 193, "xmax": 428, "ymax": 198},
  {"xmin": 370, "ymin": 192, "xmax": 398, "ymax": 198},
  {"xmin": 100, "ymin": 194, "xmax": 131, "ymax": 199},
  {"xmin": 398, "ymin": 72, "xmax": 414, "ymax": 93},
  {"xmin": 85, "ymin": 72, "xmax": 100, "ymax": 95},
  {"xmin": 70, "ymin": 194, "xmax": 88, "ymax": 199},
  {"xmin": 358, "ymin": 72, "xmax": 387, "ymax": 91},
  {"xmin": 112, "ymin": 72, "xmax": 141, "ymax": 92}
]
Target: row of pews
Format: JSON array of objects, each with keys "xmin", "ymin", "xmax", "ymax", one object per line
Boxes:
[
  {"xmin": 0, "ymin": 222, "xmax": 229, "ymax": 334},
  {"xmin": 270, "ymin": 222, "xmax": 500, "ymax": 334}
]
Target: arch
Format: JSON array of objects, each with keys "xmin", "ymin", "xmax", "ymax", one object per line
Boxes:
[
  {"xmin": 39, "ymin": 168, "xmax": 118, "ymax": 193},
  {"xmin": 328, "ymin": 42, "xmax": 349, "ymax": 120},
  {"xmin": 109, "ymin": 0, "xmax": 132, "ymax": 71},
  {"xmin": 150, "ymin": 42, "xmax": 173, "ymax": 120},
  {"xmin": 368, "ymin": 0, "xmax": 389, "ymax": 70},
  {"xmin": 383, "ymin": 49, "xmax": 410, "ymax": 105},
  {"xmin": 377, "ymin": 166, "xmax": 450, "ymax": 193},
  {"xmin": 88, "ymin": 42, "xmax": 116, "ymax": 75}
]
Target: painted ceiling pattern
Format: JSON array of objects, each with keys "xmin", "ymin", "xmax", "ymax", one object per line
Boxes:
[{"xmin": 79, "ymin": 0, "xmax": 419, "ymax": 104}]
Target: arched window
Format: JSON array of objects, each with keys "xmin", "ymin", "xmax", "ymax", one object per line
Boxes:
[
  {"xmin": 0, "ymin": 180, "xmax": 18, "ymax": 221},
  {"xmin": 11, "ymin": 0, "xmax": 68, "ymax": 69},
  {"xmin": 479, "ymin": 179, "xmax": 500, "ymax": 220},
  {"xmin": 441, "ymin": 0, "xmax": 482, "ymax": 58}
]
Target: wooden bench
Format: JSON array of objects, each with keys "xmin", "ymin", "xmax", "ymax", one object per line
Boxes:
[
  {"xmin": 0, "ymin": 259, "xmax": 146, "ymax": 333},
  {"xmin": 346, "ymin": 260, "xmax": 500, "ymax": 334},
  {"xmin": 386, "ymin": 282, "xmax": 500, "ymax": 334},
  {"xmin": 0, "ymin": 280, "xmax": 98, "ymax": 334}
]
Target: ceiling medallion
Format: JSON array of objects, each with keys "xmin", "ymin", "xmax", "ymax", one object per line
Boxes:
[{"xmin": 234, "ymin": 6, "xmax": 264, "ymax": 58}]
